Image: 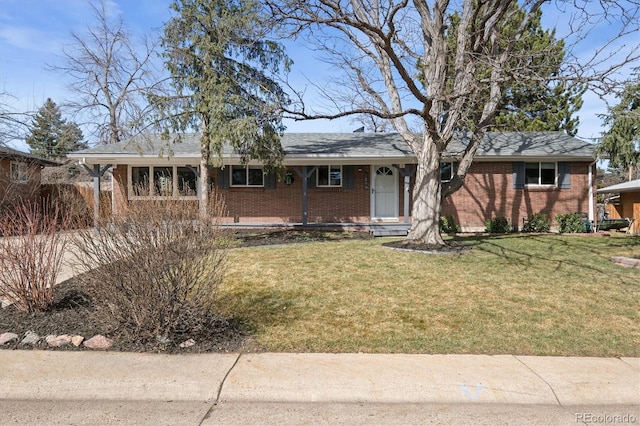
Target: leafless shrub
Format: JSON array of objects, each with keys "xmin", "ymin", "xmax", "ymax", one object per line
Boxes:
[
  {"xmin": 71, "ymin": 190, "xmax": 229, "ymax": 343},
  {"xmin": 0, "ymin": 201, "xmax": 70, "ymax": 312}
]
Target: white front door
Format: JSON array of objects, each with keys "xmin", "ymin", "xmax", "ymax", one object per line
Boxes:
[{"xmin": 372, "ymin": 165, "xmax": 398, "ymax": 219}]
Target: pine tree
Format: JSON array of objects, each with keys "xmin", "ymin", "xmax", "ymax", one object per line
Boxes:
[
  {"xmin": 25, "ymin": 99, "xmax": 86, "ymax": 159},
  {"xmin": 445, "ymin": 8, "xmax": 584, "ymax": 135},
  {"xmin": 155, "ymin": 0, "xmax": 290, "ymax": 217},
  {"xmin": 598, "ymin": 77, "xmax": 640, "ymax": 181}
]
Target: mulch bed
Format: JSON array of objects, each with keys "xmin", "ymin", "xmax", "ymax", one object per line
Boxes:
[
  {"xmin": 382, "ymin": 239, "xmax": 471, "ymax": 254},
  {"xmin": 0, "ymin": 229, "xmax": 372, "ymax": 354}
]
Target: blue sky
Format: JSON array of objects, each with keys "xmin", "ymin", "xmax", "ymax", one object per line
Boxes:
[{"xmin": 0, "ymin": 0, "xmax": 635, "ymax": 151}]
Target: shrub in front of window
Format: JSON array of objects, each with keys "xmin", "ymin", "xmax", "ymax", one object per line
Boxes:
[
  {"xmin": 485, "ymin": 216, "xmax": 512, "ymax": 233},
  {"xmin": 439, "ymin": 215, "xmax": 460, "ymax": 234},
  {"xmin": 522, "ymin": 213, "xmax": 551, "ymax": 233},
  {"xmin": 555, "ymin": 213, "xmax": 587, "ymax": 233}
]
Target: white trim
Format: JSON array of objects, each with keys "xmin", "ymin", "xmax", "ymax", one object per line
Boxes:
[
  {"xmin": 9, "ymin": 161, "xmax": 28, "ymax": 184},
  {"xmin": 371, "ymin": 165, "xmax": 399, "ymax": 220},
  {"xmin": 229, "ymin": 165, "xmax": 265, "ymax": 187},
  {"xmin": 69, "ymin": 153, "xmax": 595, "ymax": 167},
  {"xmin": 441, "ymin": 161, "xmax": 454, "ymax": 182},
  {"xmin": 127, "ymin": 165, "xmax": 198, "ymax": 200},
  {"xmin": 524, "ymin": 161, "xmax": 558, "ymax": 187},
  {"xmin": 316, "ymin": 165, "xmax": 343, "ymax": 187}
]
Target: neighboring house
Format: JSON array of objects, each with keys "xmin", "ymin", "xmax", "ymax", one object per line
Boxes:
[
  {"xmin": 0, "ymin": 146, "xmax": 60, "ymax": 208},
  {"xmin": 68, "ymin": 132, "xmax": 596, "ymax": 232},
  {"xmin": 597, "ymin": 179, "xmax": 640, "ymax": 235}
]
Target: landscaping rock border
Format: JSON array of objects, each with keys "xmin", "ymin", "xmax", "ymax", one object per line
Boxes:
[{"xmin": 1, "ymin": 331, "xmax": 113, "ymax": 349}]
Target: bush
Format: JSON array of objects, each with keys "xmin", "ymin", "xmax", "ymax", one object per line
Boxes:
[
  {"xmin": 485, "ymin": 216, "xmax": 512, "ymax": 233},
  {"xmin": 440, "ymin": 215, "xmax": 460, "ymax": 233},
  {"xmin": 0, "ymin": 201, "xmax": 70, "ymax": 312},
  {"xmin": 71, "ymin": 191, "xmax": 230, "ymax": 343},
  {"xmin": 556, "ymin": 213, "xmax": 587, "ymax": 233},
  {"xmin": 521, "ymin": 213, "xmax": 551, "ymax": 233}
]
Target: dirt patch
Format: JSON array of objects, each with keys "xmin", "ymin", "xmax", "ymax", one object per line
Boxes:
[{"xmin": 1, "ymin": 229, "xmax": 371, "ymax": 353}]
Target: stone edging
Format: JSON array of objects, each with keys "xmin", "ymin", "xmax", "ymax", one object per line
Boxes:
[{"xmin": 0, "ymin": 331, "xmax": 113, "ymax": 349}]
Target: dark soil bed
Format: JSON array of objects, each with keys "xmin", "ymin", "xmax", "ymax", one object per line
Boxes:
[
  {"xmin": 382, "ymin": 239, "xmax": 471, "ymax": 254},
  {"xmin": 1, "ymin": 229, "xmax": 372, "ymax": 353}
]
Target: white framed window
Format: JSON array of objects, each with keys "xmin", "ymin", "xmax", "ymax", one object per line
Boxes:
[
  {"xmin": 230, "ymin": 165, "xmax": 264, "ymax": 187},
  {"xmin": 440, "ymin": 162, "xmax": 454, "ymax": 182},
  {"xmin": 10, "ymin": 161, "xmax": 28, "ymax": 184},
  {"xmin": 525, "ymin": 162, "xmax": 556, "ymax": 186},
  {"xmin": 129, "ymin": 165, "xmax": 198, "ymax": 199},
  {"xmin": 317, "ymin": 165, "xmax": 342, "ymax": 187}
]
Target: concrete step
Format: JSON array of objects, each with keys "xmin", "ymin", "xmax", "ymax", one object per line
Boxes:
[{"xmin": 369, "ymin": 224, "xmax": 410, "ymax": 237}]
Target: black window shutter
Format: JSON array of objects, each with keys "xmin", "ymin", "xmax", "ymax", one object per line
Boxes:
[
  {"xmin": 558, "ymin": 162, "xmax": 571, "ymax": 189},
  {"xmin": 217, "ymin": 168, "xmax": 230, "ymax": 189},
  {"xmin": 342, "ymin": 165, "xmax": 354, "ymax": 189},
  {"xmin": 264, "ymin": 170, "xmax": 277, "ymax": 189},
  {"xmin": 513, "ymin": 162, "xmax": 525, "ymax": 189}
]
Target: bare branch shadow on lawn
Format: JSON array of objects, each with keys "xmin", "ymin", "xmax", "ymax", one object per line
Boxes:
[
  {"xmin": 457, "ymin": 234, "xmax": 640, "ymax": 285},
  {"xmin": 216, "ymin": 286, "xmax": 301, "ymax": 334}
]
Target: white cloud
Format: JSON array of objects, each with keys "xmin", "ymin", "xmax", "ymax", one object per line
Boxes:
[{"xmin": 0, "ymin": 24, "xmax": 65, "ymax": 53}]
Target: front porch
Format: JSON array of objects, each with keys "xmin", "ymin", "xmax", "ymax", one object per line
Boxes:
[{"xmin": 219, "ymin": 221, "xmax": 411, "ymax": 237}]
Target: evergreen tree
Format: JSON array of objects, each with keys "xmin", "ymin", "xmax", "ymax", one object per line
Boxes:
[
  {"xmin": 25, "ymin": 99, "xmax": 86, "ymax": 159},
  {"xmin": 445, "ymin": 8, "xmax": 584, "ymax": 135},
  {"xmin": 155, "ymin": 0, "xmax": 290, "ymax": 217},
  {"xmin": 597, "ymin": 77, "xmax": 640, "ymax": 181}
]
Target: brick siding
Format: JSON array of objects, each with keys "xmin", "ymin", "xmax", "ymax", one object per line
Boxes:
[
  {"xmin": 442, "ymin": 161, "xmax": 592, "ymax": 230},
  {"xmin": 110, "ymin": 161, "xmax": 594, "ymax": 229}
]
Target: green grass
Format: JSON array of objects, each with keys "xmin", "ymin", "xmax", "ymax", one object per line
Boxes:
[{"xmin": 217, "ymin": 234, "xmax": 640, "ymax": 356}]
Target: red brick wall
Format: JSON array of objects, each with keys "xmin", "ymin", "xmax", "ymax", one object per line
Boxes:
[
  {"xmin": 218, "ymin": 166, "xmax": 371, "ymax": 223},
  {"xmin": 441, "ymin": 161, "xmax": 592, "ymax": 230},
  {"xmin": 0, "ymin": 159, "xmax": 42, "ymax": 208},
  {"xmin": 110, "ymin": 161, "xmax": 594, "ymax": 229}
]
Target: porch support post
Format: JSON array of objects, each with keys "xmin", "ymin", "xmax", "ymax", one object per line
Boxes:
[
  {"xmin": 81, "ymin": 163, "xmax": 112, "ymax": 229},
  {"xmin": 393, "ymin": 165, "xmax": 416, "ymax": 224},
  {"xmin": 588, "ymin": 160, "xmax": 596, "ymax": 224},
  {"xmin": 302, "ymin": 166, "xmax": 308, "ymax": 225},
  {"xmin": 294, "ymin": 166, "xmax": 317, "ymax": 226}
]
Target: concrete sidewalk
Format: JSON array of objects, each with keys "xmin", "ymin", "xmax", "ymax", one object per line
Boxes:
[{"xmin": 0, "ymin": 351, "xmax": 638, "ymax": 424}]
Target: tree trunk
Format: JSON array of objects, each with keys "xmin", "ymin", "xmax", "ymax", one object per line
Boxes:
[
  {"xmin": 406, "ymin": 138, "xmax": 446, "ymax": 246},
  {"xmin": 199, "ymin": 143, "xmax": 210, "ymax": 220}
]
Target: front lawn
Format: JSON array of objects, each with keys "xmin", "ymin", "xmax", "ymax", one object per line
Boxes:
[{"xmin": 219, "ymin": 233, "xmax": 640, "ymax": 356}]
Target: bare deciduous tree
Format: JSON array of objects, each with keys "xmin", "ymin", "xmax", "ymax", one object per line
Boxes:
[
  {"xmin": 268, "ymin": 0, "xmax": 640, "ymax": 246},
  {"xmin": 50, "ymin": 0, "xmax": 163, "ymax": 145},
  {"xmin": 0, "ymin": 91, "xmax": 31, "ymax": 146}
]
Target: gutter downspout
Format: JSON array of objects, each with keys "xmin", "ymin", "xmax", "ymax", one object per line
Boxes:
[{"xmin": 588, "ymin": 160, "xmax": 597, "ymax": 224}]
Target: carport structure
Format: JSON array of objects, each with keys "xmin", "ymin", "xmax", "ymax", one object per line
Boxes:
[{"xmin": 597, "ymin": 178, "xmax": 640, "ymax": 235}]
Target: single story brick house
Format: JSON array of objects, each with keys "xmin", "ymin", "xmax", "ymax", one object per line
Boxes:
[
  {"xmin": 0, "ymin": 147, "xmax": 60, "ymax": 208},
  {"xmin": 68, "ymin": 131, "xmax": 596, "ymax": 232}
]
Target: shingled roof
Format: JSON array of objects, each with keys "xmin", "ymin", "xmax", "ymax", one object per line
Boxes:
[
  {"xmin": 69, "ymin": 131, "xmax": 595, "ymax": 165},
  {"xmin": 0, "ymin": 146, "xmax": 61, "ymax": 166}
]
